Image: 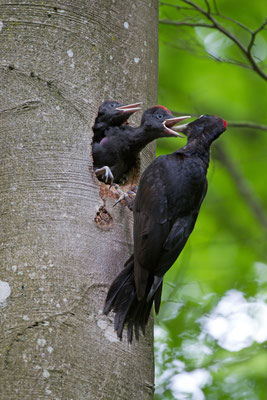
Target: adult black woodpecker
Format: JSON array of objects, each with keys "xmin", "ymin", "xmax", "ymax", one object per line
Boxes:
[
  {"xmin": 93, "ymin": 106, "xmax": 190, "ymax": 184},
  {"xmin": 104, "ymin": 115, "xmax": 227, "ymax": 342},
  {"xmin": 92, "ymin": 100, "xmax": 142, "ymax": 144}
]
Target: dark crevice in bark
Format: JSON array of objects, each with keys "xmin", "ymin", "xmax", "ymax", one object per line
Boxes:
[
  {"xmin": 0, "ymin": 64, "xmax": 87, "ymax": 121},
  {"xmin": 3, "ymin": 283, "xmax": 108, "ymax": 368},
  {"xmin": 0, "ymin": 100, "xmax": 42, "ymax": 115}
]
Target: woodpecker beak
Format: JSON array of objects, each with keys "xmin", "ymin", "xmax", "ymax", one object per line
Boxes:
[
  {"xmin": 116, "ymin": 102, "xmax": 142, "ymax": 113},
  {"xmin": 164, "ymin": 116, "xmax": 191, "ymax": 137},
  {"xmin": 173, "ymin": 121, "xmax": 191, "ymax": 135}
]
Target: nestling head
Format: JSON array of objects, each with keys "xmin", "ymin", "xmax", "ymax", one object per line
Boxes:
[
  {"xmin": 97, "ymin": 100, "xmax": 141, "ymax": 126},
  {"xmin": 141, "ymin": 106, "xmax": 191, "ymax": 138}
]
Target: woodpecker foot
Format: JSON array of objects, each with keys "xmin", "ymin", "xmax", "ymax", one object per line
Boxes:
[
  {"xmin": 113, "ymin": 184, "xmax": 128, "ymax": 207},
  {"xmin": 95, "ymin": 166, "xmax": 114, "ymax": 184},
  {"xmin": 113, "ymin": 184, "xmax": 136, "ymax": 210}
]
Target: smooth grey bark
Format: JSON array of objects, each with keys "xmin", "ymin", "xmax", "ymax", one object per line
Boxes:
[{"xmin": 0, "ymin": 1, "xmax": 158, "ymax": 399}]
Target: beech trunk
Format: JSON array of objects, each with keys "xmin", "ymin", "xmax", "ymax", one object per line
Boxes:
[{"xmin": 0, "ymin": 1, "xmax": 158, "ymax": 399}]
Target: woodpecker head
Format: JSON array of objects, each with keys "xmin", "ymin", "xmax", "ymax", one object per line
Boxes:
[
  {"xmin": 140, "ymin": 106, "xmax": 191, "ymax": 138},
  {"xmin": 96, "ymin": 100, "xmax": 142, "ymax": 126},
  {"xmin": 174, "ymin": 115, "xmax": 227, "ymax": 143}
]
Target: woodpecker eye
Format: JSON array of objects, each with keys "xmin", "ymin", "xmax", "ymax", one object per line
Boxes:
[
  {"xmin": 110, "ymin": 103, "xmax": 116, "ymax": 108},
  {"xmin": 156, "ymin": 114, "xmax": 164, "ymax": 120}
]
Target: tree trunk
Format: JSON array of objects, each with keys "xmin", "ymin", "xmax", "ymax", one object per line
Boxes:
[{"xmin": 0, "ymin": 1, "xmax": 158, "ymax": 399}]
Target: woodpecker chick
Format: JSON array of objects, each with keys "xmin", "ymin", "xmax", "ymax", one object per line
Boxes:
[
  {"xmin": 93, "ymin": 106, "xmax": 190, "ymax": 184},
  {"xmin": 92, "ymin": 100, "xmax": 142, "ymax": 144}
]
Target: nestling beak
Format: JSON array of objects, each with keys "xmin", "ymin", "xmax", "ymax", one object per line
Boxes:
[
  {"xmin": 116, "ymin": 102, "xmax": 142, "ymax": 113},
  {"xmin": 172, "ymin": 121, "xmax": 191, "ymax": 135},
  {"xmin": 164, "ymin": 116, "xmax": 191, "ymax": 137}
]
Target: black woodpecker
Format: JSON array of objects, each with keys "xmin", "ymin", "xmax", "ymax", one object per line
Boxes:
[{"xmin": 104, "ymin": 115, "xmax": 227, "ymax": 342}]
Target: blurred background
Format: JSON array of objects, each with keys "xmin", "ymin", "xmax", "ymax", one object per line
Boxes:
[{"xmin": 155, "ymin": 1, "xmax": 267, "ymax": 399}]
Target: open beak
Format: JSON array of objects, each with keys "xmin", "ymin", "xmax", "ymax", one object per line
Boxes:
[
  {"xmin": 164, "ymin": 116, "xmax": 191, "ymax": 137},
  {"xmin": 116, "ymin": 102, "xmax": 142, "ymax": 113},
  {"xmin": 172, "ymin": 121, "xmax": 191, "ymax": 135}
]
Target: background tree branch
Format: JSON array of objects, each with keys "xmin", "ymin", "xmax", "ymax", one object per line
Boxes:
[
  {"xmin": 171, "ymin": 110, "xmax": 267, "ymax": 131},
  {"xmin": 213, "ymin": 143, "xmax": 267, "ymax": 236},
  {"xmin": 159, "ymin": 0, "xmax": 267, "ymax": 81}
]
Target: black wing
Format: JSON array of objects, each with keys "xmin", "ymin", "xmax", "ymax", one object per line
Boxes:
[
  {"xmin": 133, "ymin": 153, "xmax": 208, "ymax": 300},
  {"xmin": 133, "ymin": 155, "xmax": 180, "ymax": 299}
]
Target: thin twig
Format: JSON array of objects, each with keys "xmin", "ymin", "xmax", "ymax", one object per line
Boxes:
[
  {"xmin": 207, "ymin": 52, "xmax": 252, "ymax": 69},
  {"xmin": 160, "ymin": 21, "xmax": 256, "ymax": 70},
  {"xmin": 159, "ymin": 1, "xmax": 193, "ymax": 11},
  {"xmin": 248, "ymin": 21, "xmax": 267, "ymax": 55},
  {"xmin": 160, "ymin": 0, "xmax": 267, "ymax": 81},
  {"xmin": 182, "ymin": 0, "xmax": 267, "ymax": 80},
  {"xmin": 204, "ymin": 0, "xmax": 210, "ymax": 14},
  {"xmin": 160, "ymin": 1, "xmax": 253, "ymax": 33},
  {"xmin": 171, "ymin": 111, "xmax": 267, "ymax": 131},
  {"xmin": 228, "ymin": 121, "xmax": 267, "ymax": 131},
  {"xmin": 213, "ymin": 13, "xmax": 253, "ymax": 34},
  {"xmin": 222, "ymin": 120, "xmax": 266, "ymax": 131},
  {"xmin": 160, "ymin": 38, "xmax": 252, "ymax": 70},
  {"xmin": 160, "ymin": 19, "xmax": 214, "ymax": 29},
  {"xmin": 213, "ymin": 143, "xmax": 267, "ymax": 235},
  {"xmin": 212, "ymin": 0, "xmax": 219, "ymax": 14}
]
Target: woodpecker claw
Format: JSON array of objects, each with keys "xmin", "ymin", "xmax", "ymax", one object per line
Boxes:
[
  {"xmin": 95, "ymin": 166, "xmax": 114, "ymax": 184},
  {"xmin": 113, "ymin": 184, "xmax": 136, "ymax": 210},
  {"xmin": 113, "ymin": 184, "xmax": 128, "ymax": 207},
  {"xmin": 113, "ymin": 195, "xmax": 125, "ymax": 207}
]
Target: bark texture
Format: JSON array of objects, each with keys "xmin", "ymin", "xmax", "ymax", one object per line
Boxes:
[{"xmin": 0, "ymin": 1, "xmax": 158, "ymax": 399}]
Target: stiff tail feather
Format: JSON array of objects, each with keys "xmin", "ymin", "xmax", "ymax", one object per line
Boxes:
[
  {"xmin": 103, "ymin": 255, "xmax": 162, "ymax": 342},
  {"xmin": 103, "ymin": 255, "xmax": 134, "ymax": 315}
]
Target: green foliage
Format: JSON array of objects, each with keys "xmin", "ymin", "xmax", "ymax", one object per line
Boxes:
[{"xmin": 155, "ymin": 1, "xmax": 267, "ymax": 398}]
